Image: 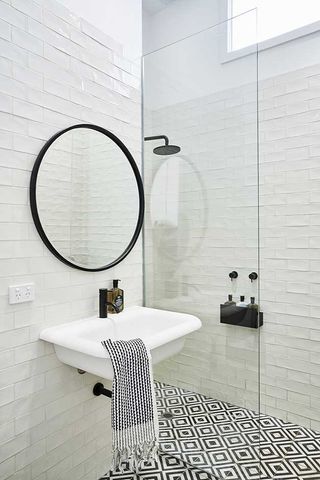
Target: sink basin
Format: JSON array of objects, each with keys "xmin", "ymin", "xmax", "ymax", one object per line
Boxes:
[{"xmin": 40, "ymin": 306, "xmax": 201, "ymax": 380}]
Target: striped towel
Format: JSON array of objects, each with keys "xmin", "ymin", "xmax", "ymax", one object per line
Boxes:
[{"xmin": 102, "ymin": 338, "xmax": 159, "ymax": 472}]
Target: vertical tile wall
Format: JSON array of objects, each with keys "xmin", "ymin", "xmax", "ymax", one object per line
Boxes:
[
  {"xmin": 0, "ymin": 1, "xmax": 142, "ymax": 479},
  {"xmin": 145, "ymin": 65, "xmax": 320, "ymax": 431},
  {"xmin": 259, "ymin": 65, "xmax": 320, "ymax": 431}
]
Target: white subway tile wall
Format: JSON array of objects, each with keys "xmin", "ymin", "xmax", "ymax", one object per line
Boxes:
[
  {"xmin": 145, "ymin": 65, "xmax": 320, "ymax": 431},
  {"xmin": 0, "ymin": 0, "xmax": 142, "ymax": 478}
]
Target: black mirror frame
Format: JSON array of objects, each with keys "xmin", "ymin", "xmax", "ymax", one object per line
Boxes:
[{"xmin": 30, "ymin": 123, "xmax": 145, "ymax": 272}]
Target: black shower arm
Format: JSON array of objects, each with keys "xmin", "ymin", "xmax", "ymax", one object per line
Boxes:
[{"xmin": 144, "ymin": 135, "xmax": 169, "ymax": 146}]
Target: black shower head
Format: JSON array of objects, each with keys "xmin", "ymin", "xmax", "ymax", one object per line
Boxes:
[
  {"xmin": 144, "ymin": 135, "xmax": 181, "ymax": 156},
  {"xmin": 153, "ymin": 144, "xmax": 181, "ymax": 155}
]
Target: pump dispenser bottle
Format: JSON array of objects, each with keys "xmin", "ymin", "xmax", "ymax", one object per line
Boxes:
[
  {"xmin": 107, "ymin": 279, "xmax": 124, "ymax": 313},
  {"xmin": 225, "ymin": 294, "xmax": 236, "ymax": 305},
  {"xmin": 236, "ymin": 295, "xmax": 249, "ymax": 307},
  {"xmin": 248, "ymin": 296, "xmax": 258, "ymax": 311}
]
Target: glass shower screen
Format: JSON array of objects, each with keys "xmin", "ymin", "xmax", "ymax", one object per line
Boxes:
[{"xmin": 143, "ymin": 10, "xmax": 260, "ymax": 479}]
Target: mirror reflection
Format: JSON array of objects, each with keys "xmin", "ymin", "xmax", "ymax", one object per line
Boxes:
[
  {"xmin": 35, "ymin": 127, "xmax": 141, "ymax": 270},
  {"xmin": 150, "ymin": 156, "xmax": 207, "ymax": 262}
]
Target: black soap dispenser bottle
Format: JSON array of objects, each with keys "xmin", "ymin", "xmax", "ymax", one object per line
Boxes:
[{"xmin": 107, "ymin": 279, "xmax": 124, "ymax": 313}]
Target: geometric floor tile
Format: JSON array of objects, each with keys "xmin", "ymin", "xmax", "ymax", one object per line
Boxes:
[
  {"xmin": 100, "ymin": 452, "xmax": 217, "ymax": 480},
  {"xmin": 156, "ymin": 382, "xmax": 320, "ymax": 480},
  {"xmin": 101, "ymin": 382, "xmax": 320, "ymax": 480}
]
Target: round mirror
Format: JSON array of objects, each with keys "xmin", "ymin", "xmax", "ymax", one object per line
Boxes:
[
  {"xmin": 30, "ymin": 124, "xmax": 144, "ymax": 271},
  {"xmin": 150, "ymin": 155, "xmax": 207, "ymax": 263}
]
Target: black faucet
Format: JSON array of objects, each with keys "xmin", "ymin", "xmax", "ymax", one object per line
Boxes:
[{"xmin": 99, "ymin": 289, "xmax": 120, "ymax": 318}]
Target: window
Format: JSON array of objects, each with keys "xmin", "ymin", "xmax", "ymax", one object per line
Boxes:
[{"xmin": 229, "ymin": 0, "xmax": 320, "ymax": 52}]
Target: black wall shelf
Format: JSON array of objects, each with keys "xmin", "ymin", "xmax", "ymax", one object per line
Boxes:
[{"xmin": 220, "ymin": 304, "xmax": 263, "ymax": 329}]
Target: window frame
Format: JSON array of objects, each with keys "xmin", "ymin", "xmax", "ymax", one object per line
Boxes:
[{"xmin": 221, "ymin": 0, "xmax": 320, "ymax": 63}]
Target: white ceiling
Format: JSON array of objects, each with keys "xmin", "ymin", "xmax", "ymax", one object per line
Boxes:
[{"xmin": 142, "ymin": 0, "xmax": 174, "ymax": 15}]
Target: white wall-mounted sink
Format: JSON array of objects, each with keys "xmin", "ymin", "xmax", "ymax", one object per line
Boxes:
[{"xmin": 40, "ymin": 306, "xmax": 201, "ymax": 380}]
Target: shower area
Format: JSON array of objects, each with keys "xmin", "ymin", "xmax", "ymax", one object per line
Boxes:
[{"xmin": 142, "ymin": 10, "xmax": 320, "ymax": 480}]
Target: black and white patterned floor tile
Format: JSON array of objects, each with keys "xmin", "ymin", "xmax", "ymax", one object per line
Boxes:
[
  {"xmin": 101, "ymin": 382, "xmax": 320, "ymax": 480},
  {"xmin": 156, "ymin": 382, "xmax": 320, "ymax": 480},
  {"xmin": 100, "ymin": 452, "xmax": 216, "ymax": 480}
]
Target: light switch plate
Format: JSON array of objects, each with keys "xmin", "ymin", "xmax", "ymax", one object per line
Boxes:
[{"xmin": 9, "ymin": 284, "xmax": 35, "ymax": 304}]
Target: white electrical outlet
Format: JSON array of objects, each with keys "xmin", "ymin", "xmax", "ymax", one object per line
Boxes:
[{"xmin": 9, "ymin": 284, "xmax": 35, "ymax": 304}]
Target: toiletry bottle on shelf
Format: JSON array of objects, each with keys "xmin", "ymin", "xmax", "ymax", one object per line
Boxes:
[
  {"xmin": 107, "ymin": 279, "xmax": 124, "ymax": 313},
  {"xmin": 236, "ymin": 295, "xmax": 248, "ymax": 307},
  {"xmin": 248, "ymin": 297, "xmax": 258, "ymax": 311},
  {"xmin": 224, "ymin": 294, "xmax": 236, "ymax": 305}
]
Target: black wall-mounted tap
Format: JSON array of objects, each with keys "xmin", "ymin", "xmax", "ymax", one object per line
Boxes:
[
  {"xmin": 249, "ymin": 272, "xmax": 258, "ymax": 282},
  {"xmin": 229, "ymin": 271, "xmax": 238, "ymax": 280},
  {"xmin": 99, "ymin": 289, "xmax": 120, "ymax": 318}
]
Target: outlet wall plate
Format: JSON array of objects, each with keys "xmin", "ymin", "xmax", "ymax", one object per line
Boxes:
[{"xmin": 9, "ymin": 284, "xmax": 35, "ymax": 304}]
